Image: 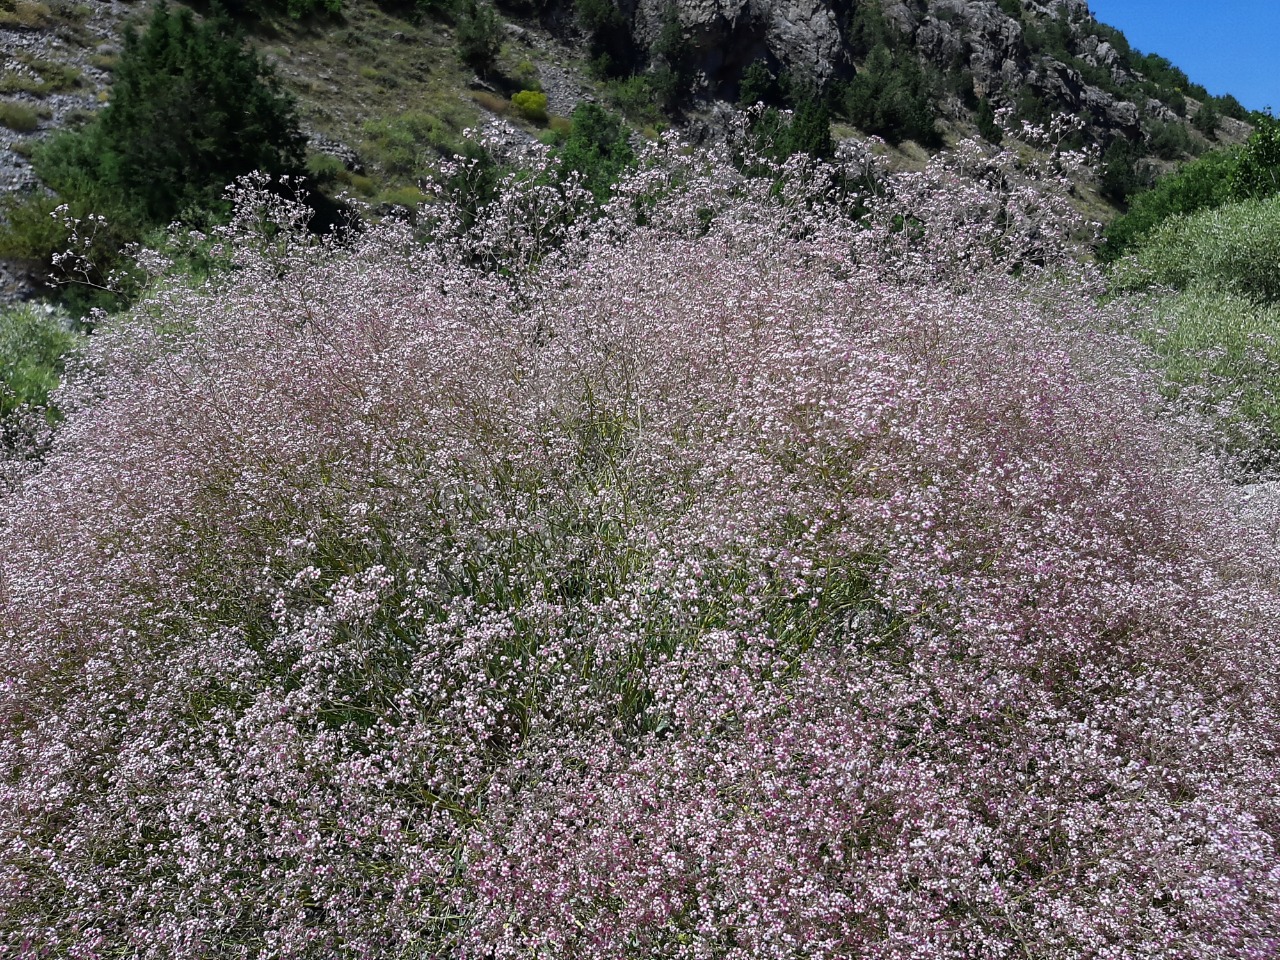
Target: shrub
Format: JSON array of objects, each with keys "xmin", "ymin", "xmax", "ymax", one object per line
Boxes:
[
  {"xmin": 738, "ymin": 58, "xmax": 783, "ymax": 107},
  {"xmin": 510, "ymin": 89, "xmax": 548, "ymax": 124},
  {"xmin": 510, "ymin": 60, "xmax": 540, "ymax": 91},
  {"xmin": 305, "ymin": 151, "xmax": 347, "ymax": 185},
  {"xmin": 0, "ymin": 100, "xmax": 41, "ymax": 132},
  {"xmin": 847, "ymin": 0, "xmax": 900, "ymax": 56},
  {"xmin": 0, "ymin": 58, "xmax": 81, "ymax": 96},
  {"xmin": 0, "ymin": 304, "xmax": 79, "ymax": 422},
  {"xmin": 575, "ymin": 0, "xmax": 638, "ymax": 78},
  {"xmin": 605, "ymin": 74, "xmax": 664, "ymax": 126},
  {"xmin": 1136, "ymin": 287, "xmax": 1280, "ymax": 473},
  {"xmin": 456, "ymin": 0, "xmax": 502, "ymax": 75},
  {"xmin": 96, "ymin": 4, "xmax": 305, "ymax": 223},
  {"xmin": 3, "ymin": 140, "xmax": 1279, "ymax": 956},
  {"xmin": 0, "ymin": 3, "xmax": 306, "ymax": 307},
  {"xmin": 1098, "ymin": 145, "xmax": 1238, "ymax": 260},
  {"xmin": 648, "ymin": 3, "xmax": 692, "ymax": 111},
  {"xmin": 975, "ymin": 95, "xmax": 1002, "ymax": 144},
  {"xmin": 1110, "ymin": 194, "xmax": 1280, "ymax": 304},
  {"xmin": 1233, "ymin": 115, "xmax": 1280, "ymax": 200},
  {"xmin": 280, "ymin": 0, "xmax": 341, "ymax": 17},
  {"xmin": 198, "ymin": 0, "xmax": 341, "ymax": 20},
  {"xmin": 1147, "ymin": 118, "xmax": 1196, "ymax": 160},
  {"xmin": 745, "ymin": 98, "xmax": 835, "ymax": 166},
  {"xmin": 0, "ymin": 0, "xmax": 53, "ymax": 28},
  {"xmin": 376, "ymin": 184, "xmax": 427, "ymax": 208},
  {"xmin": 556, "ymin": 101, "xmax": 633, "ymax": 202},
  {"xmin": 362, "ymin": 108, "xmax": 467, "ymax": 178},
  {"xmin": 839, "ymin": 44, "xmax": 940, "ymax": 146},
  {"xmin": 1192, "ymin": 99, "xmax": 1219, "ymax": 138}
]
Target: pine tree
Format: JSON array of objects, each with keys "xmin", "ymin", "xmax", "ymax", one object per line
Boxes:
[{"xmin": 99, "ymin": 2, "xmax": 305, "ymax": 223}]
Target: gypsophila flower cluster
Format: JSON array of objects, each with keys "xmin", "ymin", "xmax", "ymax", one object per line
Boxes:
[{"xmin": 2, "ymin": 128, "xmax": 1278, "ymax": 959}]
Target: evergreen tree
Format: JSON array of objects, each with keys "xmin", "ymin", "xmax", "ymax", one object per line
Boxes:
[
  {"xmin": 976, "ymin": 97, "xmax": 1003, "ymax": 144},
  {"xmin": 785, "ymin": 98, "xmax": 834, "ymax": 161},
  {"xmin": 1192, "ymin": 100, "xmax": 1219, "ymax": 139},
  {"xmin": 1099, "ymin": 138, "xmax": 1144, "ymax": 207},
  {"xmin": 648, "ymin": 4, "xmax": 693, "ymax": 112},
  {"xmin": 0, "ymin": 1, "xmax": 306, "ymax": 308},
  {"xmin": 1233, "ymin": 116, "xmax": 1280, "ymax": 199},
  {"xmin": 738, "ymin": 59, "xmax": 784, "ymax": 107},
  {"xmin": 456, "ymin": 0, "xmax": 503, "ymax": 76},
  {"xmin": 840, "ymin": 45, "xmax": 940, "ymax": 146},
  {"xmin": 98, "ymin": 2, "xmax": 305, "ymax": 224}
]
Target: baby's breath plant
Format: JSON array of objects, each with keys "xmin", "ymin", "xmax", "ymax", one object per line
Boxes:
[{"xmin": 2, "ymin": 122, "xmax": 1279, "ymax": 959}]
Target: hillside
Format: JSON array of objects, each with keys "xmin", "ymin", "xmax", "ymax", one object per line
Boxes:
[{"xmin": 0, "ymin": 0, "xmax": 1259, "ymax": 273}]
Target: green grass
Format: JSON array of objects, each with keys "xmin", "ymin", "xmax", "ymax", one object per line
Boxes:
[
  {"xmin": 0, "ymin": 57, "xmax": 82, "ymax": 96},
  {"xmin": 1111, "ymin": 192, "xmax": 1280, "ymax": 473},
  {"xmin": 0, "ymin": 0, "xmax": 52, "ymax": 28},
  {"xmin": 360, "ymin": 99, "xmax": 474, "ymax": 181}
]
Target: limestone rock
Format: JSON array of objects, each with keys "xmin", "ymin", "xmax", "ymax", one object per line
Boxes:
[{"xmin": 633, "ymin": 0, "xmax": 847, "ymax": 88}]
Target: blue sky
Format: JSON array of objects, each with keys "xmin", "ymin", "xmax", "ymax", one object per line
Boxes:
[{"xmin": 1087, "ymin": 0, "xmax": 1279, "ymax": 113}]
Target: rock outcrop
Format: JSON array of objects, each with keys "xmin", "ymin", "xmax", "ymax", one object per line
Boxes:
[
  {"xmin": 633, "ymin": 0, "xmax": 847, "ymax": 87},
  {"xmin": 631, "ymin": 0, "xmax": 1148, "ymax": 139}
]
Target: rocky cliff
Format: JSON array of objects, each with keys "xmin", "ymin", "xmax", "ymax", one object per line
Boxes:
[{"xmin": 627, "ymin": 0, "xmax": 1244, "ymax": 142}]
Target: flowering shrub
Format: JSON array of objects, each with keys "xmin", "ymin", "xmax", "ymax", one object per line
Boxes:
[{"xmin": 2, "ymin": 129, "xmax": 1279, "ymax": 958}]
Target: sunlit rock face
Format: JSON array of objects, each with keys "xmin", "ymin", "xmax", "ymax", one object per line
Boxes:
[{"xmin": 631, "ymin": 0, "xmax": 1142, "ymax": 136}]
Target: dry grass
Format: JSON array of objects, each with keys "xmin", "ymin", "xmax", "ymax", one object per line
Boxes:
[
  {"xmin": 0, "ymin": 0, "xmax": 53, "ymax": 29},
  {"xmin": 0, "ymin": 99, "xmax": 44, "ymax": 132}
]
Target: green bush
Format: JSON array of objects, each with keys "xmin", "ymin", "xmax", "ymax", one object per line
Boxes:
[
  {"xmin": 738, "ymin": 59, "xmax": 784, "ymax": 108},
  {"xmin": 648, "ymin": 4, "xmax": 692, "ymax": 112},
  {"xmin": 280, "ymin": 0, "xmax": 340, "ymax": 17},
  {"xmin": 510, "ymin": 60, "xmax": 541, "ymax": 92},
  {"xmin": 0, "ymin": 57, "xmax": 81, "ymax": 96},
  {"xmin": 737, "ymin": 98, "xmax": 835, "ymax": 178},
  {"xmin": 1233, "ymin": 116, "xmax": 1280, "ymax": 200},
  {"xmin": 1138, "ymin": 287, "xmax": 1280, "ymax": 473},
  {"xmin": 606, "ymin": 74, "xmax": 663, "ymax": 126},
  {"xmin": 0, "ymin": 100, "xmax": 42, "ymax": 132},
  {"xmin": 1111, "ymin": 195, "xmax": 1280, "ymax": 305},
  {"xmin": 0, "ymin": 304, "xmax": 80, "ymax": 422},
  {"xmin": 198, "ymin": 0, "xmax": 341, "ymax": 21},
  {"xmin": 511, "ymin": 89, "xmax": 549, "ymax": 124},
  {"xmin": 305, "ymin": 151, "xmax": 347, "ymax": 185},
  {"xmin": 574, "ymin": 0, "xmax": 638, "ymax": 79},
  {"xmin": 362, "ymin": 106, "xmax": 468, "ymax": 179},
  {"xmin": 93, "ymin": 3, "xmax": 304, "ymax": 223},
  {"xmin": 838, "ymin": 44, "xmax": 939, "ymax": 146},
  {"xmin": 456, "ymin": 0, "xmax": 503, "ymax": 76},
  {"xmin": 1099, "ymin": 146, "xmax": 1238, "ymax": 260},
  {"xmin": 0, "ymin": 2, "xmax": 305, "ymax": 309},
  {"xmin": 1192, "ymin": 100, "xmax": 1218, "ymax": 139},
  {"xmin": 556, "ymin": 102, "xmax": 633, "ymax": 202},
  {"xmin": 975, "ymin": 96, "xmax": 1002, "ymax": 144},
  {"xmin": 1147, "ymin": 119, "xmax": 1196, "ymax": 160},
  {"xmin": 847, "ymin": 0, "xmax": 901, "ymax": 57}
]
